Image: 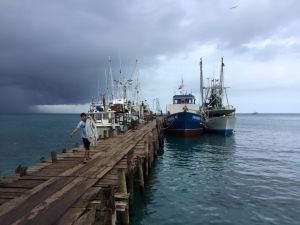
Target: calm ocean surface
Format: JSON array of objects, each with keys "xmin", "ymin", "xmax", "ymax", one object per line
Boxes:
[
  {"xmin": 131, "ymin": 114, "xmax": 300, "ymax": 225},
  {"xmin": 0, "ymin": 114, "xmax": 81, "ymax": 177},
  {"xmin": 0, "ymin": 114, "xmax": 299, "ymax": 225}
]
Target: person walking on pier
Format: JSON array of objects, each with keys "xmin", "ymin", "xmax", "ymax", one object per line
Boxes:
[{"xmin": 70, "ymin": 113, "xmax": 91, "ymax": 163}]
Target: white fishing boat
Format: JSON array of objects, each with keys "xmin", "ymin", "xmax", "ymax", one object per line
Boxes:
[
  {"xmin": 89, "ymin": 102, "xmax": 120, "ymax": 139},
  {"xmin": 88, "ymin": 58, "xmax": 148, "ymax": 138},
  {"xmin": 199, "ymin": 58, "xmax": 236, "ymax": 135},
  {"xmin": 110, "ymin": 59, "xmax": 147, "ymax": 125}
]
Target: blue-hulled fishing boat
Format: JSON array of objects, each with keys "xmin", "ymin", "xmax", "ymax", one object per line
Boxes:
[{"xmin": 165, "ymin": 81, "xmax": 205, "ymax": 136}]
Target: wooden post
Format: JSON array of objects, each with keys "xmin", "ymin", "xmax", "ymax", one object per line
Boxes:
[
  {"xmin": 126, "ymin": 170, "xmax": 134, "ymax": 212},
  {"xmin": 94, "ymin": 187, "xmax": 114, "ymax": 225},
  {"xmin": 112, "ymin": 208, "xmax": 117, "ymax": 225},
  {"xmin": 155, "ymin": 118, "xmax": 164, "ymax": 151},
  {"xmin": 15, "ymin": 165, "xmax": 27, "ymax": 177},
  {"xmin": 156, "ymin": 138, "xmax": 159, "ymax": 152},
  {"xmin": 147, "ymin": 136, "xmax": 151, "ymax": 169},
  {"xmin": 111, "ymin": 129, "xmax": 116, "ymax": 137},
  {"xmin": 153, "ymin": 140, "xmax": 158, "ymax": 157},
  {"xmin": 51, "ymin": 151, "xmax": 57, "ymax": 163},
  {"xmin": 121, "ymin": 204, "xmax": 129, "ymax": 224},
  {"xmin": 109, "ymin": 128, "xmax": 114, "ymax": 138},
  {"xmin": 119, "ymin": 169, "xmax": 127, "ymax": 193},
  {"xmin": 153, "ymin": 127, "xmax": 160, "ymax": 156},
  {"xmin": 148, "ymin": 133, "xmax": 154, "ymax": 167},
  {"xmin": 119, "ymin": 169, "xmax": 129, "ymax": 225},
  {"xmin": 137, "ymin": 157, "xmax": 144, "ymax": 190},
  {"xmin": 144, "ymin": 140, "xmax": 149, "ymax": 177},
  {"xmin": 156, "ymin": 117, "xmax": 160, "ymax": 136},
  {"xmin": 103, "ymin": 130, "xmax": 108, "ymax": 139},
  {"xmin": 126, "ymin": 149, "xmax": 134, "ymax": 213}
]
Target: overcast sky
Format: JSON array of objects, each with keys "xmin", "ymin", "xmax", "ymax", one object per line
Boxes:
[{"xmin": 1, "ymin": 0, "xmax": 300, "ymax": 113}]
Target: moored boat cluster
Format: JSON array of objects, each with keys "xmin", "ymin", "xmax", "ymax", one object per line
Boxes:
[{"xmin": 164, "ymin": 58, "xmax": 236, "ymax": 136}]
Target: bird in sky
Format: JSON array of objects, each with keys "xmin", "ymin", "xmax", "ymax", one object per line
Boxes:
[{"xmin": 230, "ymin": 5, "xmax": 239, "ymax": 9}]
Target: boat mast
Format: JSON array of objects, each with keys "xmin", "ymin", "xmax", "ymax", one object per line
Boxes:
[
  {"xmin": 200, "ymin": 58, "xmax": 204, "ymax": 107},
  {"xmin": 131, "ymin": 59, "xmax": 140, "ymax": 104},
  {"xmin": 136, "ymin": 59, "xmax": 140, "ymax": 104},
  {"xmin": 108, "ymin": 57, "xmax": 114, "ymax": 101},
  {"xmin": 220, "ymin": 57, "xmax": 225, "ymax": 98}
]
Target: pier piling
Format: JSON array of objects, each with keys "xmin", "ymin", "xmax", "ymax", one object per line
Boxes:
[{"xmin": 51, "ymin": 151, "xmax": 57, "ymax": 163}]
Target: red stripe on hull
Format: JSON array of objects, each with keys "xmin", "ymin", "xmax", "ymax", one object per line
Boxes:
[{"xmin": 165, "ymin": 129, "xmax": 204, "ymax": 136}]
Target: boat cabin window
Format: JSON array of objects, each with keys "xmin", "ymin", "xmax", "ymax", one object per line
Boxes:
[{"xmin": 173, "ymin": 96, "xmax": 195, "ymax": 104}]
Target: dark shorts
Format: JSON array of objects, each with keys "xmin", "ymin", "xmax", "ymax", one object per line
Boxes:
[{"xmin": 82, "ymin": 138, "xmax": 90, "ymax": 150}]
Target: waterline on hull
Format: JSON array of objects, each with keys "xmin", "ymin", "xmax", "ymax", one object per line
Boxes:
[
  {"xmin": 205, "ymin": 115, "xmax": 236, "ymax": 136},
  {"xmin": 165, "ymin": 128, "xmax": 204, "ymax": 136}
]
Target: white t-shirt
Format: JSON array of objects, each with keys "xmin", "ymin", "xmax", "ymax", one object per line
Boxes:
[{"xmin": 77, "ymin": 121, "xmax": 87, "ymax": 138}]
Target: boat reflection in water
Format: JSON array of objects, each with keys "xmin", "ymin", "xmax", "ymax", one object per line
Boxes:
[{"xmin": 164, "ymin": 134, "xmax": 236, "ymax": 170}]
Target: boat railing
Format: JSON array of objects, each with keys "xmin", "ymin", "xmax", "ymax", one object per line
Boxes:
[{"xmin": 224, "ymin": 105, "xmax": 235, "ymax": 110}]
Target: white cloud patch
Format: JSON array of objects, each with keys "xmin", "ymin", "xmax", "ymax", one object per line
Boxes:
[
  {"xmin": 31, "ymin": 104, "xmax": 90, "ymax": 114},
  {"xmin": 244, "ymin": 36, "xmax": 300, "ymax": 49}
]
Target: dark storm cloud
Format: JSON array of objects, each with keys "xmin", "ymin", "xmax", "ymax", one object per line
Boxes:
[
  {"xmin": 1, "ymin": 0, "xmax": 300, "ymax": 112},
  {"xmin": 0, "ymin": 0, "xmax": 187, "ymax": 112}
]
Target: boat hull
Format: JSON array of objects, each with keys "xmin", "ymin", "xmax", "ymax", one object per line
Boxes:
[
  {"xmin": 205, "ymin": 114, "xmax": 236, "ymax": 136},
  {"xmin": 165, "ymin": 112, "xmax": 204, "ymax": 136}
]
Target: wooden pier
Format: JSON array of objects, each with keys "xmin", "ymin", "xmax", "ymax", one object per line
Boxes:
[{"xmin": 0, "ymin": 118, "xmax": 163, "ymax": 225}]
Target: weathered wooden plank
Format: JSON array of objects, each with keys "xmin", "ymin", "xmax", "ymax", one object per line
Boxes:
[
  {"xmin": 0, "ymin": 180, "xmax": 44, "ymax": 189},
  {"xmin": 0, "ymin": 198, "xmax": 10, "ymax": 205},
  {"xmin": 96, "ymin": 180, "xmax": 119, "ymax": 186},
  {"xmin": 32, "ymin": 169, "xmax": 68, "ymax": 177},
  {"xmin": 64, "ymin": 207, "xmax": 96, "ymax": 225},
  {"xmin": 0, "ymin": 192, "xmax": 22, "ymax": 198},
  {"xmin": 18, "ymin": 176, "xmax": 50, "ymax": 181},
  {"xmin": 0, "ymin": 187, "xmax": 29, "ymax": 193},
  {"xmin": 101, "ymin": 176, "xmax": 119, "ymax": 182},
  {"xmin": 13, "ymin": 178, "xmax": 97, "ymax": 225},
  {"xmin": 72, "ymin": 187, "xmax": 102, "ymax": 208},
  {"xmin": 0, "ymin": 177, "xmax": 75, "ymax": 223},
  {"xmin": 54, "ymin": 207, "xmax": 86, "ymax": 225}
]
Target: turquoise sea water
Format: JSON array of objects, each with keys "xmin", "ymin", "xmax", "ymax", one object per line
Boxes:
[
  {"xmin": 0, "ymin": 114, "xmax": 299, "ymax": 224},
  {"xmin": 0, "ymin": 114, "xmax": 80, "ymax": 177},
  {"xmin": 131, "ymin": 114, "xmax": 300, "ymax": 225}
]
